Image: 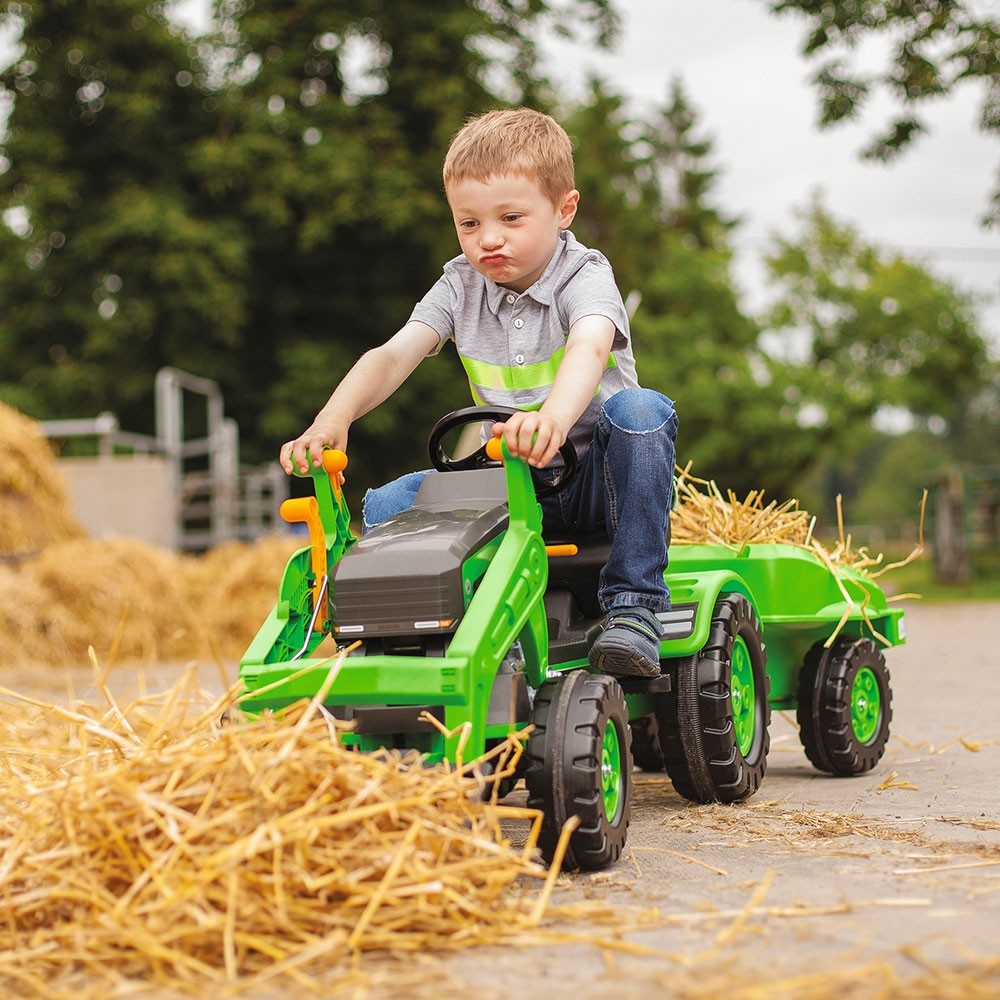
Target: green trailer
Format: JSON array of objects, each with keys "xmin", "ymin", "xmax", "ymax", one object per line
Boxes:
[{"xmin": 239, "ymin": 407, "xmax": 904, "ymax": 870}]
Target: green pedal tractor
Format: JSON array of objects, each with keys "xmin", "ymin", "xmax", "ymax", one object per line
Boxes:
[{"xmin": 239, "ymin": 407, "xmax": 905, "ymax": 871}]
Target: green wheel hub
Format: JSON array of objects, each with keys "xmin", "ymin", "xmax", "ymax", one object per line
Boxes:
[
  {"xmin": 851, "ymin": 666, "xmax": 882, "ymax": 744},
  {"xmin": 731, "ymin": 635, "xmax": 757, "ymax": 757},
  {"xmin": 601, "ymin": 720, "xmax": 623, "ymax": 823}
]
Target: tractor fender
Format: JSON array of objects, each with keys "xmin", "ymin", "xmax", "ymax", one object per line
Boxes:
[{"xmin": 658, "ymin": 569, "xmax": 757, "ymax": 659}]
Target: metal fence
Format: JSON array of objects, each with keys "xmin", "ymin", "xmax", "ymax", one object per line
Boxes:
[{"xmin": 41, "ymin": 367, "xmax": 287, "ymax": 551}]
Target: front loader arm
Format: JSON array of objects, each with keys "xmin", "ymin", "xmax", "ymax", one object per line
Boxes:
[{"xmin": 241, "ymin": 449, "xmax": 356, "ymax": 666}]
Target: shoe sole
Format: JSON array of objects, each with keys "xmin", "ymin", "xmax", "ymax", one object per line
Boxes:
[{"xmin": 589, "ymin": 635, "xmax": 661, "ymax": 678}]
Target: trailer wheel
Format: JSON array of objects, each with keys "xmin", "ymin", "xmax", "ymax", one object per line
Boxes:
[
  {"xmin": 525, "ymin": 670, "xmax": 632, "ymax": 871},
  {"xmin": 797, "ymin": 636, "xmax": 892, "ymax": 775},
  {"xmin": 657, "ymin": 594, "xmax": 770, "ymax": 803},
  {"xmin": 630, "ymin": 714, "xmax": 666, "ymax": 772}
]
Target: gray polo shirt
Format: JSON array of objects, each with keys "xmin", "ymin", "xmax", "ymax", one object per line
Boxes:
[{"xmin": 409, "ymin": 230, "xmax": 639, "ymax": 458}]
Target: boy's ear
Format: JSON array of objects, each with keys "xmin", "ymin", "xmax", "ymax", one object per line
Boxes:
[{"xmin": 558, "ymin": 189, "xmax": 580, "ymax": 229}]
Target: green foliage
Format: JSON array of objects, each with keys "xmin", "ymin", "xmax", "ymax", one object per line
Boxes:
[
  {"xmin": 0, "ymin": 0, "xmax": 234, "ymax": 433},
  {"xmin": 564, "ymin": 78, "xmax": 803, "ymax": 494},
  {"xmin": 762, "ymin": 195, "xmax": 990, "ymax": 440},
  {"xmin": 762, "ymin": 197, "xmax": 997, "ymax": 529},
  {"xmin": 849, "ymin": 431, "xmax": 945, "ymax": 525},
  {"xmin": 762, "ymin": 0, "xmax": 1000, "ymax": 223},
  {"xmin": 631, "ymin": 232, "xmax": 801, "ymax": 495},
  {"xmin": 637, "ymin": 76, "xmax": 741, "ymax": 246},
  {"xmin": 796, "ymin": 425, "xmax": 947, "ymax": 527}
]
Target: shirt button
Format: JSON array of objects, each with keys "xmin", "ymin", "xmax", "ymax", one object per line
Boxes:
[
  {"xmin": 513, "ymin": 318, "xmax": 524, "ymax": 329},
  {"xmin": 505, "ymin": 293, "xmax": 516, "ymax": 304},
  {"xmin": 514, "ymin": 353, "xmax": 525, "ymax": 365}
]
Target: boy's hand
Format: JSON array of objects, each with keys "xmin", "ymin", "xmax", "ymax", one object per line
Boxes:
[
  {"xmin": 280, "ymin": 417, "xmax": 348, "ymax": 475},
  {"xmin": 492, "ymin": 411, "xmax": 566, "ymax": 468}
]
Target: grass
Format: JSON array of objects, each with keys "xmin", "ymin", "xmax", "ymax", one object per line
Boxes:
[{"xmin": 880, "ymin": 548, "xmax": 1000, "ymax": 603}]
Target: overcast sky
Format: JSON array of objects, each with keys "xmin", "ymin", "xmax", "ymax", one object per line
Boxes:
[{"xmin": 541, "ymin": 0, "xmax": 999, "ymax": 343}]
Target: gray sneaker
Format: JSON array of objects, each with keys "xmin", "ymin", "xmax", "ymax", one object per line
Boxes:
[{"xmin": 589, "ymin": 606, "xmax": 664, "ymax": 678}]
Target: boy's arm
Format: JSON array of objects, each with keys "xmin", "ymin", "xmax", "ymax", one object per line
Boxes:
[
  {"xmin": 494, "ymin": 314, "xmax": 616, "ymax": 468},
  {"xmin": 280, "ymin": 320, "xmax": 441, "ymax": 474}
]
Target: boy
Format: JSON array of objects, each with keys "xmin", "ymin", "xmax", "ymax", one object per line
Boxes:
[{"xmin": 280, "ymin": 108, "xmax": 677, "ymax": 678}]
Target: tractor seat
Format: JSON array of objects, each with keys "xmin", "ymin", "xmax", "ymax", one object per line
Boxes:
[
  {"xmin": 544, "ymin": 515, "xmax": 672, "ymax": 622},
  {"xmin": 544, "ymin": 532, "xmax": 609, "ymax": 620}
]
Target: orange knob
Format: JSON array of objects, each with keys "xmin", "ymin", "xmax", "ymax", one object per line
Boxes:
[
  {"xmin": 485, "ymin": 437, "xmax": 504, "ymax": 463},
  {"xmin": 322, "ymin": 449, "xmax": 348, "ymax": 476}
]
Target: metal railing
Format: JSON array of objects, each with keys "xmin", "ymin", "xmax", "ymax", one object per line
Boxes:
[
  {"xmin": 41, "ymin": 368, "xmax": 287, "ymax": 551},
  {"xmin": 39, "ymin": 411, "xmax": 162, "ymax": 456}
]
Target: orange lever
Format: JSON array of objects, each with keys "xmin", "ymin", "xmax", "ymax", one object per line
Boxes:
[
  {"xmin": 485, "ymin": 437, "xmax": 504, "ymax": 463},
  {"xmin": 545, "ymin": 544, "xmax": 579, "ymax": 557},
  {"xmin": 322, "ymin": 449, "xmax": 348, "ymax": 499},
  {"xmin": 280, "ymin": 496, "xmax": 328, "ymax": 630}
]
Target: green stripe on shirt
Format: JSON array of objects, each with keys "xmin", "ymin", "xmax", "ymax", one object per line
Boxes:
[
  {"xmin": 461, "ymin": 348, "xmax": 566, "ymax": 393},
  {"xmin": 461, "ymin": 347, "xmax": 617, "ymax": 395}
]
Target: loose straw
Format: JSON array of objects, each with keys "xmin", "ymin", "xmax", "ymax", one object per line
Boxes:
[{"xmin": 0, "ymin": 674, "xmax": 556, "ymax": 997}]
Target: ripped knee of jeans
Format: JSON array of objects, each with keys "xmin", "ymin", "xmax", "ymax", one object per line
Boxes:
[{"xmin": 603, "ymin": 388, "xmax": 676, "ymax": 434}]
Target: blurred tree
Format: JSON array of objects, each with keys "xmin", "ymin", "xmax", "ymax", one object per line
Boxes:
[
  {"xmin": 188, "ymin": 0, "xmax": 501, "ymax": 478},
  {"xmin": 0, "ymin": 0, "xmax": 617, "ymax": 492},
  {"xmin": 954, "ymin": 362, "xmax": 1000, "ymax": 465},
  {"xmin": 761, "ymin": 0, "xmax": 1000, "ymax": 223},
  {"xmin": 637, "ymin": 76, "xmax": 741, "ymax": 247},
  {"xmin": 796, "ymin": 424, "xmax": 949, "ymax": 533},
  {"xmin": 214, "ymin": 0, "xmax": 614, "ymax": 484},
  {"xmin": 6, "ymin": 0, "xmax": 985, "ymax": 517},
  {"xmin": 561, "ymin": 79, "xmax": 654, "ymax": 294},
  {"xmin": 0, "ymin": 0, "xmax": 242, "ymax": 433},
  {"xmin": 633, "ymin": 232, "xmax": 828, "ymax": 498},
  {"xmin": 763, "ymin": 196, "xmax": 989, "ymax": 424},
  {"xmin": 760, "ymin": 196, "xmax": 993, "ymax": 500}
]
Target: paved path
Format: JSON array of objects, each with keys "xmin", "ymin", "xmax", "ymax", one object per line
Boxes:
[
  {"xmin": 442, "ymin": 601, "xmax": 1000, "ymax": 997},
  {"xmin": 9, "ymin": 602, "xmax": 998, "ymax": 997}
]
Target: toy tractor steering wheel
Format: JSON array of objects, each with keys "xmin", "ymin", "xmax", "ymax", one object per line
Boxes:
[{"xmin": 428, "ymin": 405, "xmax": 578, "ymax": 498}]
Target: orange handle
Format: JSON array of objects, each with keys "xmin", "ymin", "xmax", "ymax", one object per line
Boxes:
[
  {"xmin": 545, "ymin": 544, "xmax": 578, "ymax": 557},
  {"xmin": 485, "ymin": 437, "xmax": 504, "ymax": 463},
  {"xmin": 280, "ymin": 496, "xmax": 328, "ymax": 630},
  {"xmin": 322, "ymin": 449, "xmax": 348, "ymax": 499}
]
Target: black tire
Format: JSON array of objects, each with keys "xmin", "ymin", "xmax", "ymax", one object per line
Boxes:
[
  {"xmin": 797, "ymin": 636, "xmax": 892, "ymax": 775},
  {"xmin": 525, "ymin": 670, "xmax": 632, "ymax": 871},
  {"xmin": 630, "ymin": 714, "xmax": 666, "ymax": 772},
  {"xmin": 478, "ymin": 740, "xmax": 522, "ymax": 801},
  {"xmin": 657, "ymin": 594, "xmax": 770, "ymax": 803}
]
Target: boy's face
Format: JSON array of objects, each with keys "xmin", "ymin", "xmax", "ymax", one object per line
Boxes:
[{"xmin": 445, "ymin": 174, "xmax": 579, "ymax": 294}]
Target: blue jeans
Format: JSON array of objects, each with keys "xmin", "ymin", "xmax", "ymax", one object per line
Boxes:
[{"xmin": 363, "ymin": 388, "xmax": 678, "ymax": 613}]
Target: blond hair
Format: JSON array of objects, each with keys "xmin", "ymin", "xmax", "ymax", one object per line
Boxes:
[{"xmin": 442, "ymin": 108, "xmax": 575, "ymax": 207}]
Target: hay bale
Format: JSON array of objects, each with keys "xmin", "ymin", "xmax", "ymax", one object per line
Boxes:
[
  {"xmin": 0, "ymin": 563, "xmax": 59, "ymax": 660},
  {"xmin": 0, "ymin": 533, "xmax": 300, "ymax": 669},
  {"xmin": 0, "ymin": 402, "xmax": 85, "ymax": 555},
  {"xmin": 180, "ymin": 535, "xmax": 300, "ymax": 658},
  {"xmin": 23, "ymin": 537, "xmax": 210, "ymax": 666},
  {"xmin": 0, "ymin": 404, "xmax": 298, "ymax": 662}
]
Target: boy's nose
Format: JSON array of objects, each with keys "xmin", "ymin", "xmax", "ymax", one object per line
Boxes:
[{"xmin": 479, "ymin": 226, "xmax": 504, "ymax": 249}]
